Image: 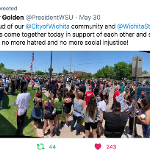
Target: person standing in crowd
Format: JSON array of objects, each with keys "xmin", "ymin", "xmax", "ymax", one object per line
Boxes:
[
  {"xmin": 39, "ymin": 78, "xmax": 43, "ymax": 92},
  {"xmin": 31, "ymin": 91, "xmax": 44, "ymax": 128},
  {"xmin": 79, "ymin": 82, "xmax": 86, "ymax": 100},
  {"xmin": 0, "ymin": 81, "xmax": 5, "ymax": 110},
  {"xmin": 5, "ymin": 78, "xmax": 10, "ymax": 94},
  {"xmin": 97, "ymin": 94, "xmax": 106, "ymax": 137},
  {"xmin": 2, "ymin": 77, "xmax": 6, "ymax": 88},
  {"xmin": 16, "ymin": 77, "xmax": 20, "ymax": 91},
  {"xmin": 32, "ymin": 78, "xmax": 35, "ymax": 90},
  {"xmin": 85, "ymin": 86, "xmax": 94, "ymax": 105},
  {"xmin": 57, "ymin": 81, "xmax": 61, "ymax": 90},
  {"xmin": 93, "ymin": 84, "xmax": 99, "ymax": 99},
  {"xmin": 11, "ymin": 76, "xmax": 16, "ymax": 96},
  {"xmin": 120, "ymin": 82, "xmax": 125, "ymax": 93},
  {"xmin": 63, "ymin": 91, "xmax": 72, "ymax": 127},
  {"xmin": 42, "ymin": 93, "xmax": 56, "ymax": 138},
  {"xmin": 127, "ymin": 95, "xmax": 139, "ymax": 137},
  {"xmin": 54, "ymin": 91, "xmax": 64, "ymax": 132},
  {"xmin": 124, "ymin": 89, "xmax": 130, "ymax": 102},
  {"xmin": 81, "ymin": 96, "xmax": 101, "ymax": 138},
  {"xmin": 75, "ymin": 83, "xmax": 80, "ymax": 93},
  {"xmin": 129, "ymin": 85, "xmax": 133, "ymax": 96},
  {"xmin": 50, "ymin": 80, "xmax": 57, "ymax": 98},
  {"xmin": 71, "ymin": 92, "xmax": 84, "ymax": 135},
  {"xmin": 137, "ymin": 97, "xmax": 150, "ymax": 138},
  {"xmin": 91, "ymin": 82, "xmax": 95, "ymax": 92},
  {"xmin": 104, "ymin": 84, "xmax": 110, "ymax": 105},
  {"xmin": 14, "ymin": 86, "xmax": 31, "ymax": 136},
  {"xmin": 103, "ymin": 102, "xmax": 128, "ymax": 138},
  {"xmin": 60, "ymin": 84, "xmax": 68, "ymax": 97},
  {"xmin": 21, "ymin": 77, "xmax": 26, "ymax": 93},
  {"xmin": 113, "ymin": 87, "xmax": 120, "ymax": 103},
  {"xmin": 70, "ymin": 85, "xmax": 76, "ymax": 103},
  {"xmin": 100, "ymin": 82, "xmax": 104, "ymax": 91}
]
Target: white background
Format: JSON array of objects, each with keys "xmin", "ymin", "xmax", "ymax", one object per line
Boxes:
[
  {"xmin": 0, "ymin": 0, "xmax": 149, "ymax": 150},
  {"xmin": 0, "ymin": 0, "xmax": 150, "ymax": 50}
]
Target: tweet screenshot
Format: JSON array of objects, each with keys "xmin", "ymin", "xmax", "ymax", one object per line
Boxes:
[{"xmin": 0, "ymin": 0, "xmax": 150, "ymax": 150}]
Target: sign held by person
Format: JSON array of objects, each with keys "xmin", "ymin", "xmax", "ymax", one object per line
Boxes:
[{"xmin": 116, "ymin": 94, "xmax": 128, "ymax": 112}]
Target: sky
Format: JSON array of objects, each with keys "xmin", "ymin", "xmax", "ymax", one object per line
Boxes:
[{"xmin": 0, "ymin": 51, "xmax": 150, "ymax": 74}]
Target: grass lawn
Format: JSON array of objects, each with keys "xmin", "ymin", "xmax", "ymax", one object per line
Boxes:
[{"xmin": 0, "ymin": 86, "xmax": 65, "ymax": 137}]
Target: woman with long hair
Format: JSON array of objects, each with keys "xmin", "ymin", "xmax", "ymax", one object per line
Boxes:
[
  {"xmin": 71, "ymin": 91, "xmax": 83, "ymax": 135},
  {"xmin": 42, "ymin": 93, "xmax": 56, "ymax": 138},
  {"xmin": 31, "ymin": 91, "xmax": 44, "ymax": 128},
  {"xmin": 63, "ymin": 91, "xmax": 72, "ymax": 127},
  {"xmin": 137, "ymin": 97, "xmax": 150, "ymax": 138},
  {"xmin": 81, "ymin": 96, "xmax": 101, "ymax": 138},
  {"xmin": 54, "ymin": 91, "xmax": 64, "ymax": 132}
]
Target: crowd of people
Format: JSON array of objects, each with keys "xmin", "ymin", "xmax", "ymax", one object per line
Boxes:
[{"xmin": 0, "ymin": 75, "xmax": 150, "ymax": 138}]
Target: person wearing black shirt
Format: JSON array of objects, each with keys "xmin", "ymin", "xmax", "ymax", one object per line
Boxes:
[
  {"xmin": 49, "ymin": 81, "xmax": 57, "ymax": 98},
  {"xmin": 21, "ymin": 77, "xmax": 26, "ymax": 93},
  {"xmin": 103, "ymin": 102, "xmax": 128, "ymax": 138},
  {"xmin": 60, "ymin": 84, "xmax": 68, "ymax": 97},
  {"xmin": 94, "ymin": 84, "xmax": 99, "ymax": 97},
  {"xmin": 11, "ymin": 77, "xmax": 16, "ymax": 95},
  {"xmin": 16, "ymin": 77, "xmax": 20, "ymax": 90},
  {"xmin": 79, "ymin": 82, "xmax": 86, "ymax": 99}
]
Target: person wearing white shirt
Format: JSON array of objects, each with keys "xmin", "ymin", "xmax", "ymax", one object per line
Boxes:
[
  {"xmin": 14, "ymin": 86, "xmax": 31, "ymax": 136},
  {"xmin": 97, "ymin": 94, "xmax": 106, "ymax": 137}
]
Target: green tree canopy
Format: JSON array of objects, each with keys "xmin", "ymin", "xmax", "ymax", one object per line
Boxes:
[
  {"xmin": 63, "ymin": 69, "xmax": 69, "ymax": 74},
  {"xmin": 114, "ymin": 62, "xmax": 131, "ymax": 78},
  {"xmin": 142, "ymin": 70, "xmax": 149, "ymax": 74},
  {"xmin": 0, "ymin": 63, "xmax": 4, "ymax": 69}
]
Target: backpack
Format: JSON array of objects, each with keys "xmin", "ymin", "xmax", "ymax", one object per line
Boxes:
[{"xmin": 34, "ymin": 98, "xmax": 41, "ymax": 110}]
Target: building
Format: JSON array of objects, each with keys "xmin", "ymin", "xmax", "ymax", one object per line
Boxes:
[
  {"xmin": 138, "ymin": 74, "xmax": 150, "ymax": 81},
  {"xmin": 73, "ymin": 71, "xmax": 82, "ymax": 76}
]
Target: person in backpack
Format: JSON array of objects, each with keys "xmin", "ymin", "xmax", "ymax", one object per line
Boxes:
[
  {"xmin": 31, "ymin": 91, "xmax": 44, "ymax": 128},
  {"xmin": 42, "ymin": 93, "xmax": 56, "ymax": 138}
]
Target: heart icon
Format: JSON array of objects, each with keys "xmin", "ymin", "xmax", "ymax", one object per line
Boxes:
[{"xmin": 95, "ymin": 143, "xmax": 101, "ymax": 150}]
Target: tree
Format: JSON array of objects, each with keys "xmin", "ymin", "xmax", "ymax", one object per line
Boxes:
[
  {"xmin": 87, "ymin": 73, "xmax": 91, "ymax": 78},
  {"xmin": 142, "ymin": 70, "xmax": 149, "ymax": 74},
  {"xmin": 95, "ymin": 69, "xmax": 104, "ymax": 78},
  {"xmin": 114, "ymin": 62, "xmax": 129, "ymax": 79},
  {"xmin": 126, "ymin": 63, "xmax": 132, "ymax": 78},
  {"xmin": 104, "ymin": 65, "xmax": 110, "ymax": 78},
  {"xmin": 109, "ymin": 66, "xmax": 114, "ymax": 78},
  {"xmin": 63, "ymin": 69, "xmax": 69, "ymax": 74},
  {"xmin": 0, "ymin": 63, "xmax": 4, "ymax": 69},
  {"xmin": 0, "ymin": 68, "xmax": 7, "ymax": 74},
  {"xmin": 36, "ymin": 71, "xmax": 45, "ymax": 75},
  {"xmin": 81, "ymin": 71, "xmax": 84, "ymax": 77},
  {"xmin": 16, "ymin": 69, "xmax": 22, "ymax": 74}
]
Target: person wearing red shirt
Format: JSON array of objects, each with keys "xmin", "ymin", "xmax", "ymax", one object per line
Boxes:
[
  {"xmin": 113, "ymin": 90, "xmax": 120, "ymax": 102},
  {"xmin": 85, "ymin": 86, "xmax": 94, "ymax": 105}
]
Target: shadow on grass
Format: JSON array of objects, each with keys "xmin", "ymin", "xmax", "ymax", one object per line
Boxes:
[
  {"xmin": 2, "ymin": 94, "xmax": 10, "ymax": 109},
  {"xmin": 0, "ymin": 114, "xmax": 16, "ymax": 137}
]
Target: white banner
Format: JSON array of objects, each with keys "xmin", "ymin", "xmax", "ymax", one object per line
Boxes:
[{"xmin": 116, "ymin": 94, "xmax": 129, "ymax": 112}]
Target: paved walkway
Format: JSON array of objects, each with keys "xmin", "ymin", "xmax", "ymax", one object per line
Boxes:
[{"xmin": 30, "ymin": 83, "xmax": 143, "ymax": 138}]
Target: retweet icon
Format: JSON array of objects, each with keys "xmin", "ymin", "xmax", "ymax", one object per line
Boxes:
[{"xmin": 95, "ymin": 143, "xmax": 101, "ymax": 150}]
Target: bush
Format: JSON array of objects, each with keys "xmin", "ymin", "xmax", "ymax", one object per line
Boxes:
[{"xmin": 145, "ymin": 81, "xmax": 149, "ymax": 85}]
